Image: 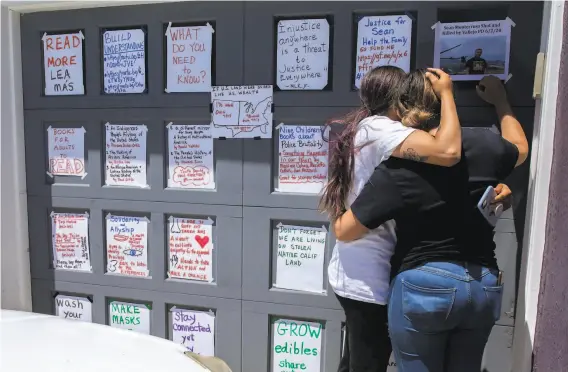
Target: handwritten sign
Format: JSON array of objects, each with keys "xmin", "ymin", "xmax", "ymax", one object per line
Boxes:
[
  {"xmin": 167, "ymin": 123, "xmax": 215, "ymax": 189},
  {"xmin": 105, "ymin": 123, "xmax": 148, "ymax": 188},
  {"xmin": 55, "ymin": 294, "xmax": 92, "ymax": 322},
  {"xmin": 276, "ymin": 19, "xmax": 330, "ymax": 90},
  {"xmin": 42, "ymin": 31, "xmax": 85, "ymax": 95},
  {"xmin": 168, "ymin": 217, "xmax": 214, "ymax": 282},
  {"xmin": 165, "ymin": 23, "xmax": 214, "ymax": 93},
  {"xmin": 109, "ymin": 301, "xmax": 150, "ymax": 334},
  {"xmin": 51, "ymin": 212, "xmax": 91, "ymax": 271},
  {"xmin": 103, "ymin": 29, "xmax": 146, "ymax": 94},
  {"xmin": 274, "ymin": 224, "xmax": 326, "ymax": 293},
  {"xmin": 171, "ymin": 308, "xmax": 215, "ymax": 356},
  {"xmin": 272, "ymin": 319, "xmax": 322, "ymax": 372},
  {"xmin": 276, "ymin": 124, "xmax": 329, "ymax": 194},
  {"xmin": 106, "ymin": 215, "xmax": 149, "ymax": 277},
  {"xmin": 47, "ymin": 126, "xmax": 86, "ymax": 178},
  {"xmin": 355, "ymin": 15, "xmax": 412, "ymax": 88},
  {"xmin": 433, "ymin": 19, "xmax": 512, "ymax": 81},
  {"xmin": 211, "ymin": 85, "xmax": 273, "ymax": 139}
]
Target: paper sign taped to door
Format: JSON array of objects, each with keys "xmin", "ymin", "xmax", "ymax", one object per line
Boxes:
[
  {"xmin": 171, "ymin": 308, "xmax": 215, "ymax": 356},
  {"xmin": 272, "ymin": 319, "xmax": 323, "ymax": 372},
  {"xmin": 109, "ymin": 301, "xmax": 151, "ymax": 334},
  {"xmin": 42, "ymin": 31, "xmax": 85, "ymax": 95},
  {"xmin": 51, "ymin": 212, "xmax": 91, "ymax": 271}
]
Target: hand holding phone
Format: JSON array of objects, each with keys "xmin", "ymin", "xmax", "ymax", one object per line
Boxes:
[{"xmin": 477, "ymin": 186, "xmax": 504, "ymax": 227}]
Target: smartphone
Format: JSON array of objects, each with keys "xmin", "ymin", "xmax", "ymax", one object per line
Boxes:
[{"xmin": 477, "ymin": 186, "xmax": 504, "ymax": 227}]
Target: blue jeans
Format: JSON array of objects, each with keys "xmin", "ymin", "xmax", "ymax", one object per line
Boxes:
[{"xmin": 387, "ymin": 262, "xmax": 503, "ymax": 372}]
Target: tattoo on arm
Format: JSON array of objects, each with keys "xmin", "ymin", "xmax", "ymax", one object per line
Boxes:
[{"xmin": 401, "ymin": 148, "xmax": 429, "ymax": 162}]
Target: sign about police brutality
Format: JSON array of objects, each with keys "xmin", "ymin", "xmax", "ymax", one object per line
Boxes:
[
  {"xmin": 42, "ymin": 31, "xmax": 85, "ymax": 95},
  {"xmin": 51, "ymin": 212, "xmax": 91, "ymax": 271},
  {"xmin": 276, "ymin": 19, "xmax": 330, "ymax": 90},
  {"xmin": 105, "ymin": 123, "xmax": 148, "ymax": 188},
  {"xmin": 275, "ymin": 224, "xmax": 327, "ymax": 293},
  {"xmin": 102, "ymin": 28, "xmax": 146, "ymax": 94},
  {"xmin": 168, "ymin": 217, "xmax": 214, "ymax": 282},
  {"xmin": 276, "ymin": 124, "xmax": 329, "ymax": 194},
  {"xmin": 433, "ymin": 19, "xmax": 512, "ymax": 81},
  {"xmin": 272, "ymin": 319, "xmax": 323, "ymax": 372},
  {"xmin": 211, "ymin": 85, "xmax": 273, "ymax": 139},
  {"xmin": 167, "ymin": 123, "xmax": 215, "ymax": 189},
  {"xmin": 47, "ymin": 126, "xmax": 86, "ymax": 178},
  {"xmin": 355, "ymin": 15, "xmax": 412, "ymax": 89},
  {"xmin": 55, "ymin": 294, "xmax": 92, "ymax": 323},
  {"xmin": 106, "ymin": 214, "xmax": 149, "ymax": 277},
  {"xmin": 165, "ymin": 22, "xmax": 214, "ymax": 93},
  {"xmin": 171, "ymin": 308, "xmax": 215, "ymax": 356},
  {"xmin": 109, "ymin": 301, "xmax": 151, "ymax": 334}
]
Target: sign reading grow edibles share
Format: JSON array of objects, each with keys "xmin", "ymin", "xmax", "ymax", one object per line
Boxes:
[{"xmin": 272, "ymin": 319, "xmax": 323, "ymax": 372}]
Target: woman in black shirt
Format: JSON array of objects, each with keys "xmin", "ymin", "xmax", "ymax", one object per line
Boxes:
[{"xmin": 333, "ymin": 72, "xmax": 529, "ymax": 372}]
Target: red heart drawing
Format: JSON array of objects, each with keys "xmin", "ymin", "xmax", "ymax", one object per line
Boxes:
[{"xmin": 194, "ymin": 235, "xmax": 209, "ymax": 248}]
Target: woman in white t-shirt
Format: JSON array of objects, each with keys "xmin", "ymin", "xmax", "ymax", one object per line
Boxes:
[{"xmin": 320, "ymin": 66, "xmax": 460, "ymax": 372}]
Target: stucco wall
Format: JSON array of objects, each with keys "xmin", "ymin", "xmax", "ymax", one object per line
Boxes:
[{"xmin": 532, "ymin": 5, "xmax": 568, "ymax": 372}]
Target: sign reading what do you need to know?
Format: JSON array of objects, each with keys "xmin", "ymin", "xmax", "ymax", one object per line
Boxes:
[
  {"xmin": 165, "ymin": 22, "xmax": 214, "ymax": 93},
  {"xmin": 355, "ymin": 15, "xmax": 413, "ymax": 89},
  {"xmin": 171, "ymin": 308, "xmax": 215, "ymax": 356},
  {"xmin": 273, "ymin": 319, "xmax": 323, "ymax": 372},
  {"xmin": 102, "ymin": 28, "xmax": 146, "ymax": 94},
  {"xmin": 109, "ymin": 301, "xmax": 151, "ymax": 334},
  {"xmin": 43, "ymin": 31, "xmax": 85, "ymax": 95},
  {"xmin": 276, "ymin": 19, "xmax": 330, "ymax": 90}
]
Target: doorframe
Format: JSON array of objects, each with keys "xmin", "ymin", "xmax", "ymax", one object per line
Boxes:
[{"xmin": 510, "ymin": 1, "xmax": 565, "ymax": 371}]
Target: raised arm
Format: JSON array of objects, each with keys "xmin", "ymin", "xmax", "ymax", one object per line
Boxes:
[
  {"xmin": 476, "ymin": 76, "xmax": 529, "ymax": 167},
  {"xmin": 391, "ymin": 68, "xmax": 462, "ymax": 167}
]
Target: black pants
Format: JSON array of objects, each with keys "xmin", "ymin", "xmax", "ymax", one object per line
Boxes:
[{"xmin": 336, "ymin": 294, "xmax": 392, "ymax": 372}]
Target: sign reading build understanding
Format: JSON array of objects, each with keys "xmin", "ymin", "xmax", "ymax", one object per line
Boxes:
[
  {"xmin": 165, "ymin": 22, "xmax": 214, "ymax": 93},
  {"xmin": 102, "ymin": 29, "xmax": 146, "ymax": 94},
  {"xmin": 42, "ymin": 31, "xmax": 85, "ymax": 95},
  {"xmin": 355, "ymin": 15, "xmax": 413, "ymax": 88},
  {"xmin": 276, "ymin": 19, "xmax": 330, "ymax": 90}
]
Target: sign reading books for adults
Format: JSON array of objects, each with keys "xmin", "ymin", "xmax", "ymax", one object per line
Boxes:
[
  {"xmin": 165, "ymin": 22, "xmax": 214, "ymax": 93},
  {"xmin": 274, "ymin": 224, "xmax": 327, "ymax": 293},
  {"xmin": 102, "ymin": 28, "xmax": 146, "ymax": 94},
  {"xmin": 51, "ymin": 212, "xmax": 91, "ymax": 271},
  {"xmin": 211, "ymin": 85, "xmax": 273, "ymax": 139},
  {"xmin": 105, "ymin": 123, "xmax": 148, "ymax": 188},
  {"xmin": 355, "ymin": 15, "xmax": 413, "ymax": 88},
  {"xmin": 171, "ymin": 308, "xmax": 215, "ymax": 356},
  {"xmin": 168, "ymin": 217, "xmax": 214, "ymax": 282},
  {"xmin": 106, "ymin": 214, "xmax": 149, "ymax": 277},
  {"xmin": 42, "ymin": 31, "xmax": 85, "ymax": 95},
  {"xmin": 272, "ymin": 319, "xmax": 323, "ymax": 372},
  {"xmin": 55, "ymin": 294, "xmax": 92, "ymax": 322},
  {"xmin": 167, "ymin": 123, "xmax": 215, "ymax": 189},
  {"xmin": 109, "ymin": 301, "xmax": 151, "ymax": 334},
  {"xmin": 276, "ymin": 124, "xmax": 329, "ymax": 194},
  {"xmin": 433, "ymin": 19, "xmax": 513, "ymax": 81},
  {"xmin": 46, "ymin": 126, "xmax": 86, "ymax": 178},
  {"xmin": 276, "ymin": 19, "xmax": 330, "ymax": 90}
]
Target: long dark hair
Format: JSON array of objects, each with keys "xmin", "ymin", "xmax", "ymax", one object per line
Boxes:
[
  {"xmin": 396, "ymin": 69, "xmax": 441, "ymax": 130},
  {"xmin": 319, "ymin": 66, "xmax": 407, "ymax": 220}
]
